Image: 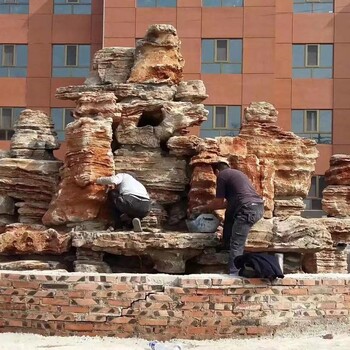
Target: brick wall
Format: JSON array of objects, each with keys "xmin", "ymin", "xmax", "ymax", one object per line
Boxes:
[{"xmin": 0, "ymin": 272, "xmax": 350, "ymax": 340}]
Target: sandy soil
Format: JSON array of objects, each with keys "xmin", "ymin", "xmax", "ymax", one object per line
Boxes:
[{"xmin": 1, "ymin": 332, "xmax": 350, "ymax": 350}]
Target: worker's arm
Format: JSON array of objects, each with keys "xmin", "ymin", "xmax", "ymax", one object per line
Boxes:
[{"xmin": 193, "ymin": 198, "xmax": 227, "ymax": 214}]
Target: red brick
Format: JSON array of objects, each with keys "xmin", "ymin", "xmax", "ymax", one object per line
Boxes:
[
  {"xmin": 110, "ymin": 284, "xmax": 133, "ymax": 291},
  {"xmin": 12, "ymin": 281, "xmax": 40, "ymax": 289},
  {"xmin": 181, "ymin": 296, "xmax": 210, "ymax": 303},
  {"xmin": 246, "ymin": 326, "xmax": 273, "ymax": 335},
  {"xmin": 73, "ymin": 283, "xmax": 101, "ymax": 291},
  {"xmin": 138, "ymin": 318, "xmax": 168, "ymax": 326},
  {"xmin": 147, "ymin": 294, "xmax": 174, "ymax": 302},
  {"xmin": 65, "ymin": 322, "xmax": 94, "ymax": 331},
  {"xmin": 210, "ymin": 295, "xmax": 239, "ymax": 303},
  {"xmin": 71, "ymin": 298, "xmax": 98, "ymax": 306},
  {"xmin": 282, "ymin": 288, "xmax": 308, "ymax": 295},
  {"xmin": 278, "ymin": 278, "xmax": 297, "ymax": 286},
  {"xmin": 61, "ymin": 306, "xmax": 90, "ymax": 313},
  {"xmin": 108, "ymin": 317, "xmax": 135, "ymax": 324},
  {"xmin": 317, "ymin": 302, "xmax": 337, "ymax": 309},
  {"xmin": 322, "ymin": 279, "xmax": 346, "ymax": 286},
  {"xmin": 195, "ymin": 288, "xmax": 226, "ymax": 295},
  {"xmin": 42, "ymin": 298, "xmax": 70, "ymax": 306}
]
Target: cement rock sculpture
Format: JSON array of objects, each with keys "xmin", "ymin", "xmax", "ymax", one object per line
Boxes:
[
  {"xmin": 10, "ymin": 109, "xmax": 60, "ymax": 160},
  {"xmin": 323, "ymin": 154, "xmax": 350, "ymax": 217},
  {"xmin": 0, "ymin": 24, "xmax": 348, "ymax": 275}
]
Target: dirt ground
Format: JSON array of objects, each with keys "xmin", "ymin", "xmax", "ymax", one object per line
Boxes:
[{"xmin": 1, "ymin": 332, "xmax": 350, "ymax": 350}]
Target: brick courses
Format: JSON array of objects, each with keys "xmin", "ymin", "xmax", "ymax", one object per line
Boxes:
[{"xmin": 0, "ymin": 272, "xmax": 350, "ymax": 340}]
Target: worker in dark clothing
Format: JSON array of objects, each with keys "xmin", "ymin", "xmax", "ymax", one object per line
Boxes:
[{"xmin": 193, "ymin": 161, "xmax": 264, "ymax": 276}]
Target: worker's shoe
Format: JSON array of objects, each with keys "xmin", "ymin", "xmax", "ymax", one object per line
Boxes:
[{"xmin": 132, "ymin": 218, "xmax": 142, "ymax": 232}]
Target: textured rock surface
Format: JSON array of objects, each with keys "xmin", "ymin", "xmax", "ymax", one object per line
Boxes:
[
  {"xmin": 0, "ymin": 224, "xmax": 71, "ymax": 255},
  {"xmin": 188, "ymin": 102, "xmax": 318, "ymax": 219},
  {"xmin": 0, "ymin": 260, "xmax": 66, "ymax": 271},
  {"xmin": 0, "ymin": 158, "xmax": 61, "ymax": 223},
  {"xmin": 0, "ymin": 195, "xmax": 15, "ymax": 215},
  {"xmin": 167, "ymin": 135, "xmax": 203, "ymax": 157},
  {"xmin": 273, "ymin": 197, "xmax": 306, "ymax": 217},
  {"xmin": 56, "ymin": 83, "xmax": 177, "ymax": 102},
  {"xmin": 90, "ymin": 47, "xmax": 135, "ymax": 84},
  {"xmin": 322, "ymin": 186, "xmax": 350, "ymax": 217},
  {"xmin": 116, "ymin": 101, "xmax": 207, "ymax": 148},
  {"xmin": 320, "ymin": 217, "xmax": 350, "ymax": 244},
  {"xmin": 175, "ymin": 80, "xmax": 208, "ymax": 103},
  {"xmin": 303, "ymin": 250, "xmax": 348, "ymax": 274},
  {"xmin": 73, "ymin": 92, "xmax": 121, "ymax": 123},
  {"xmin": 325, "ymin": 154, "xmax": 350, "ymax": 185},
  {"xmin": 246, "ymin": 216, "xmax": 333, "ymax": 252},
  {"xmin": 245, "ymin": 101, "xmax": 278, "ymax": 123},
  {"xmin": 323, "ymin": 154, "xmax": 350, "ymax": 217},
  {"xmin": 42, "ymin": 117, "xmax": 114, "ymax": 226},
  {"xmin": 128, "ymin": 24, "xmax": 184, "ymax": 85},
  {"xmin": 72, "ymin": 230, "xmax": 218, "ymax": 273},
  {"xmin": 10, "ymin": 109, "xmax": 59, "ymax": 160},
  {"xmin": 114, "ymin": 148, "xmax": 188, "ymax": 203}
]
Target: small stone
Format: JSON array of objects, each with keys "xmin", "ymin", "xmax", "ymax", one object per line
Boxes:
[{"xmin": 322, "ymin": 333, "xmax": 334, "ymax": 339}]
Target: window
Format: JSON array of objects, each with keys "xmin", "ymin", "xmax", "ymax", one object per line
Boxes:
[
  {"xmin": 66, "ymin": 45, "xmax": 78, "ymax": 66},
  {"xmin": 3, "ymin": 45, "xmax": 14, "ymax": 66},
  {"xmin": 304, "ymin": 176, "xmax": 326, "ymax": 211},
  {"xmin": 0, "ymin": 107, "xmax": 23, "ymax": 140},
  {"xmin": 292, "ymin": 110, "xmax": 332, "ymax": 144},
  {"xmin": 137, "ymin": 0, "xmax": 177, "ymax": 7},
  {"xmin": 0, "ymin": 0, "xmax": 29, "ymax": 14},
  {"xmin": 200, "ymin": 106, "xmax": 241, "ymax": 138},
  {"xmin": 203, "ymin": 0, "xmax": 243, "ymax": 6},
  {"xmin": 54, "ymin": 0, "xmax": 92, "ymax": 15},
  {"xmin": 294, "ymin": 0, "xmax": 333, "ymax": 13},
  {"xmin": 52, "ymin": 44, "xmax": 90, "ymax": 77},
  {"xmin": 215, "ymin": 40, "xmax": 228, "ymax": 62},
  {"xmin": 202, "ymin": 39, "xmax": 242, "ymax": 74},
  {"xmin": 306, "ymin": 45, "xmax": 319, "ymax": 67},
  {"xmin": 293, "ymin": 44, "xmax": 333, "ymax": 78},
  {"xmin": 0, "ymin": 44, "xmax": 27, "ymax": 77},
  {"xmin": 51, "ymin": 108, "xmax": 74, "ymax": 141}
]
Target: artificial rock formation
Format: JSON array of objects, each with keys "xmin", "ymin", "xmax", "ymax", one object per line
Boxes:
[
  {"xmin": 10, "ymin": 109, "xmax": 60, "ymax": 160},
  {"xmin": 0, "ymin": 224, "xmax": 71, "ymax": 255},
  {"xmin": 50, "ymin": 24, "xmax": 208, "ymax": 230},
  {"xmin": 0, "ymin": 24, "xmax": 348, "ymax": 275},
  {"xmin": 323, "ymin": 154, "xmax": 350, "ymax": 217},
  {"xmin": 43, "ymin": 117, "xmax": 115, "ymax": 227},
  {"xmin": 0, "ymin": 159, "xmax": 61, "ymax": 225},
  {"xmin": 188, "ymin": 102, "xmax": 318, "ymax": 219},
  {"xmin": 128, "ymin": 24, "xmax": 184, "ymax": 85}
]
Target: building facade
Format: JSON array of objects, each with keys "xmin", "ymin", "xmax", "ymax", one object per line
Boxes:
[{"xmin": 0, "ymin": 0, "xmax": 350, "ymax": 212}]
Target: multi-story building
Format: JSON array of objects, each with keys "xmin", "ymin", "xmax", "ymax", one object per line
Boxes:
[{"xmin": 0, "ymin": 0, "xmax": 349, "ymax": 214}]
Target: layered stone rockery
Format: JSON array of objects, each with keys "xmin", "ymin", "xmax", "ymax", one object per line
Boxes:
[
  {"xmin": 323, "ymin": 154, "xmax": 350, "ymax": 217},
  {"xmin": 0, "ymin": 159, "xmax": 61, "ymax": 226},
  {"xmin": 10, "ymin": 109, "xmax": 60, "ymax": 160},
  {"xmin": 188, "ymin": 102, "xmax": 319, "ymax": 219},
  {"xmin": 51, "ymin": 24, "xmax": 208, "ymax": 229},
  {"xmin": 0, "ymin": 272, "xmax": 350, "ymax": 340}
]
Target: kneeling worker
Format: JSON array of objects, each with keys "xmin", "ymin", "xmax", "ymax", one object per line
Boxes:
[
  {"xmin": 95, "ymin": 173, "xmax": 151, "ymax": 232},
  {"xmin": 193, "ymin": 161, "xmax": 264, "ymax": 276}
]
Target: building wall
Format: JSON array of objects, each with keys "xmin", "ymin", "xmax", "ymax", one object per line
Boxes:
[
  {"xmin": 0, "ymin": 272, "xmax": 349, "ymax": 340},
  {"xmin": 103, "ymin": 0, "xmax": 350, "ymax": 175},
  {"xmin": 0, "ymin": 0, "xmax": 103, "ymax": 158}
]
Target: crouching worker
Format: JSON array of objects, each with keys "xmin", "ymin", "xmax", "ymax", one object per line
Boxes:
[
  {"xmin": 193, "ymin": 161, "xmax": 264, "ymax": 276},
  {"xmin": 95, "ymin": 173, "xmax": 151, "ymax": 232}
]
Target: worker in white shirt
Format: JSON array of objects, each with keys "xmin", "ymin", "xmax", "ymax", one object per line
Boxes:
[{"xmin": 93, "ymin": 173, "xmax": 151, "ymax": 232}]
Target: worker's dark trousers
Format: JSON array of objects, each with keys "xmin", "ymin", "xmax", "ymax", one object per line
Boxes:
[
  {"xmin": 108, "ymin": 190, "xmax": 151, "ymax": 227},
  {"xmin": 223, "ymin": 203, "xmax": 264, "ymax": 274}
]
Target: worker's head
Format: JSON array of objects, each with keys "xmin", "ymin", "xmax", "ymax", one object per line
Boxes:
[{"xmin": 212, "ymin": 161, "xmax": 230, "ymax": 177}]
